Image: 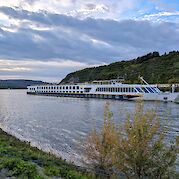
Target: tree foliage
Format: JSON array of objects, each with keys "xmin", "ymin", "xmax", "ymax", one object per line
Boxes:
[
  {"xmin": 84, "ymin": 102, "xmax": 178, "ymax": 179},
  {"xmin": 84, "ymin": 103, "xmax": 119, "ymax": 176},
  {"xmin": 61, "ymin": 51, "xmax": 179, "ymax": 84}
]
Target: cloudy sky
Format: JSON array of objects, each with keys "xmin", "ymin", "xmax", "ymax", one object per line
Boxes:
[{"xmin": 0, "ymin": 0, "xmax": 179, "ymax": 82}]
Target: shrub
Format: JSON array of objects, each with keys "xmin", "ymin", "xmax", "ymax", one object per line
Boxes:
[
  {"xmin": 0, "ymin": 157, "xmax": 37, "ymax": 178},
  {"xmin": 115, "ymin": 102, "xmax": 177, "ymax": 179},
  {"xmin": 83, "ymin": 103, "xmax": 119, "ymax": 177},
  {"xmin": 84, "ymin": 102, "xmax": 178, "ymax": 179}
]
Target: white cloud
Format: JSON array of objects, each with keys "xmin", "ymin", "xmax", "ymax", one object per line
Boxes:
[
  {"xmin": 0, "ymin": 0, "xmax": 137, "ymax": 20},
  {"xmin": 0, "ymin": 1, "xmax": 178, "ymax": 81},
  {"xmin": 143, "ymin": 11, "xmax": 179, "ymax": 21},
  {"xmin": 0, "ymin": 59, "xmax": 105, "ymax": 82}
]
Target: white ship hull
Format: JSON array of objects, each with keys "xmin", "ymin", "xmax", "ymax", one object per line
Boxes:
[
  {"xmin": 131, "ymin": 92, "xmax": 179, "ymax": 102},
  {"xmin": 27, "ymin": 79, "xmax": 179, "ymax": 103}
]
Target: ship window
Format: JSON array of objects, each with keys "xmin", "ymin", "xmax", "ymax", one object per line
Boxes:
[
  {"xmin": 66, "ymin": 86, "xmax": 68, "ymax": 89},
  {"xmin": 63, "ymin": 86, "xmax": 65, "ymax": 89},
  {"xmin": 151, "ymin": 87, "xmax": 158, "ymax": 93},
  {"xmin": 77, "ymin": 86, "xmax": 79, "ymax": 90},
  {"xmin": 69, "ymin": 86, "xmax": 72, "ymax": 89},
  {"xmin": 146, "ymin": 87, "xmax": 154, "ymax": 93},
  {"xmin": 73, "ymin": 86, "xmax": 75, "ymax": 89},
  {"xmin": 135, "ymin": 87, "xmax": 143, "ymax": 93},
  {"xmin": 142, "ymin": 87, "xmax": 149, "ymax": 93},
  {"xmin": 154, "ymin": 87, "xmax": 160, "ymax": 93},
  {"xmin": 84, "ymin": 88, "xmax": 91, "ymax": 92}
]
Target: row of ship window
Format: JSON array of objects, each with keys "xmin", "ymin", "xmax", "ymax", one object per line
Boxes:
[
  {"xmin": 37, "ymin": 86, "xmax": 80, "ymax": 90},
  {"xmin": 96, "ymin": 87, "xmax": 159, "ymax": 93},
  {"xmin": 96, "ymin": 87, "xmax": 136, "ymax": 93},
  {"xmin": 39, "ymin": 91, "xmax": 83, "ymax": 94},
  {"xmin": 29, "ymin": 86, "xmax": 159, "ymax": 94}
]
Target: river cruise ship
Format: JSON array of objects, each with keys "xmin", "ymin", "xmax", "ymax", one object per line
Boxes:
[{"xmin": 27, "ymin": 78, "xmax": 179, "ymax": 102}]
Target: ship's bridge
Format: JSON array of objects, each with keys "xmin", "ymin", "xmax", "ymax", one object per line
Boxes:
[{"xmin": 91, "ymin": 78, "xmax": 124, "ymax": 85}]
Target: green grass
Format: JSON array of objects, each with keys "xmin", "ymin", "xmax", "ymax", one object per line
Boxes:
[{"xmin": 0, "ymin": 129, "xmax": 94, "ymax": 179}]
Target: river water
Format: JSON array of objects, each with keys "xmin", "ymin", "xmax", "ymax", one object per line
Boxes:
[{"xmin": 0, "ymin": 90, "xmax": 179, "ymax": 164}]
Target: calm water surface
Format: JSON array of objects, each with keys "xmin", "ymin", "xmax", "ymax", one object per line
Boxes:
[{"xmin": 0, "ymin": 90, "xmax": 179, "ymax": 163}]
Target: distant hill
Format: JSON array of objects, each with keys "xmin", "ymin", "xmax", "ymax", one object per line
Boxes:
[
  {"xmin": 61, "ymin": 51, "xmax": 179, "ymax": 84},
  {"xmin": 0, "ymin": 80, "xmax": 49, "ymax": 89}
]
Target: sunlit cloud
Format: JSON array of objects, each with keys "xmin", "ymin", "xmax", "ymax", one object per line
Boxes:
[
  {"xmin": 0, "ymin": 0, "xmax": 178, "ymax": 81},
  {"xmin": 143, "ymin": 11, "xmax": 179, "ymax": 21},
  {"xmin": 0, "ymin": 59, "xmax": 105, "ymax": 82}
]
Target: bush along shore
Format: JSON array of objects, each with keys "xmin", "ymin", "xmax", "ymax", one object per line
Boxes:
[
  {"xmin": 83, "ymin": 102, "xmax": 179, "ymax": 179},
  {"xmin": 0, "ymin": 128, "xmax": 95, "ymax": 179}
]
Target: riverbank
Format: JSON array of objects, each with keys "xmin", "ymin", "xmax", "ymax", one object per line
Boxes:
[{"xmin": 0, "ymin": 128, "xmax": 93, "ymax": 179}]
